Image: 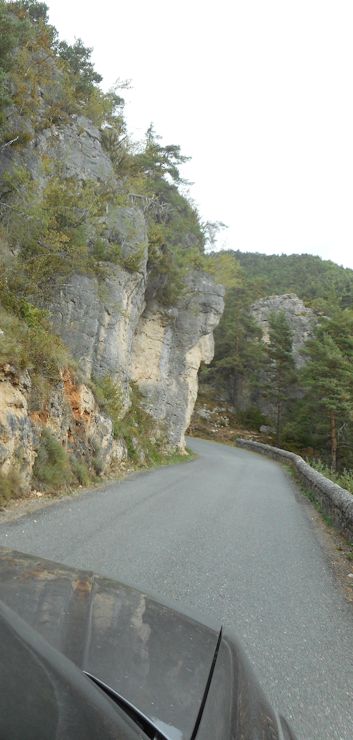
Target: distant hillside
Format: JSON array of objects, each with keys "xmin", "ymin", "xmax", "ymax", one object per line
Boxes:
[{"xmin": 233, "ymin": 251, "xmax": 353, "ymax": 311}]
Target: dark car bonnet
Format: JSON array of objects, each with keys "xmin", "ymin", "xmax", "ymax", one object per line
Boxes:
[{"xmin": 0, "ymin": 548, "xmax": 219, "ymax": 740}]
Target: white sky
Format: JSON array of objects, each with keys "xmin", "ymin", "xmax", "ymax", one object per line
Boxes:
[{"xmin": 45, "ymin": 0, "xmax": 353, "ymax": 269}]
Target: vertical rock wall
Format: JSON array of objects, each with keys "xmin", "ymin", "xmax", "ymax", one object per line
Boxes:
[{"xmin": 131, "ymin": 273, "xmax": 224, "ymax": 448}]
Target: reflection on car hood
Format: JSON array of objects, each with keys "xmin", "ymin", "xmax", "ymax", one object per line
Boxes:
[
  {"xmin": 0, "ymin": 548, "xmax": 219, "ymax": 740},
  {"xmin": 0, "ymin": 600, "xmax": 142, "ymax": 740}
]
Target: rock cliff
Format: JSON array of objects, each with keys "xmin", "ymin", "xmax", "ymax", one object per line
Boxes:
[
  {"xmin": 131, "ymin": 273, "xmax": 224, "ymax": 447},
  {"xmin": 0, "ymin": 364, "xmax": 127, "ymax": 493},
  {"xmin": 0, "ymin": 115, "xmax": 224, "ymax": 492},
  {"xmin": 251, "ymin": 293, "xmax": 317, "ymax": 366}
]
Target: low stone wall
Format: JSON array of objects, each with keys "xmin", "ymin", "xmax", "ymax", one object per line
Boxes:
[{"xmin": 236, "ymin": 439, "xmax": 353, "ymax": 542}]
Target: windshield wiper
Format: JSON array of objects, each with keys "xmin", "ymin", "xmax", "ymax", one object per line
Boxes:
[{"xmin": 83, "ymin": 671, "xmax": 168, "ymax": 740}]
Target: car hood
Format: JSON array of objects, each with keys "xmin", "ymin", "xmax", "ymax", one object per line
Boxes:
[{"xmin": 0, "ymin": 548, "xmax": 219, "ymax": 740}]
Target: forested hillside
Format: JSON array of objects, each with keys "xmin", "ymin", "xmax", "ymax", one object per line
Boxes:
[
  {"xmin": 233, "ymin": 251, "xmax": 353, "ymax": 311},
  {"xmin": 201, "ymin": 250, "xmax": 353, "ymax": 477},
  {"xmin": 0, "ymin": 0, "xmax": 223, "ymax": 501}
]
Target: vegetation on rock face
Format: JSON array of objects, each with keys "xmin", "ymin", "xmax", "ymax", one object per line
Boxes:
[
  {"xmin": 33, "ymin": 428, "xmax": 73, "ymax": 490},
  {"xmin": 32, "ymin": 428, "xmax": 92, "ymax": 492},
  {"xmin": 0, "ymin": 303, "xmax": 69, "ymax": 389},
  {"xmin": 104, "ymin": 123, "xmax": 207, "ymax": 305},
  {"xmin": 93, "ymin": 376, "xmax": 167, "ymax": 466},
  {"xmin": 0, "ymin": 0, "xmax": 208, "ymax": 316},
  {"xmin": 0, "ymin": 0, "xmax": 209, "ymax": 498},
  {"xmin": 0, "ymin": 469, "xmax": 23, "ymax": 504},
  {"xmin": 0, "ymin": 0, "xmax": 115, "ymax": 139},
  {"xmin": 202, "ymin": 250, "xmax": 353, "ymax": 473}
]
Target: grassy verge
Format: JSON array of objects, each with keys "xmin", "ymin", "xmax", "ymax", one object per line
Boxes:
[
  {"xmin": 148, "ymin": 446, "xmax": 197, "ymax": 469},
  {"xmin": 308, "ymin": 459, "xmax": 353, "ymax": 496}
]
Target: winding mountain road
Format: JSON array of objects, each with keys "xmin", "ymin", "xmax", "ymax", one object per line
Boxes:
[{"xmin": 0, "ymin": 437, "xmax": 352, "ymax": 739}]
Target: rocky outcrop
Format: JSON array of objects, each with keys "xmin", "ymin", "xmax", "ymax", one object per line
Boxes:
[
  {"xmin": 0, "ymin": 364, "xmax": 128, "ymax": 492},
  {"xmin": 0, "ymin": 116, "xmax": 116, "ymax": 191},
  {"xmin": 251, "ymin": 293, "xmax": 317, "ymax": 366},
  {"xmin": 46, "ymin": 370, "xmax": 127, "ymax": 471},
  {"xmin": 0, "ymin": 114, "xmax": 224, "ymax": 489},
  {"xmin": 49, "ymin": 259, "xmax": 146, "ymax": 395},
  {"xmin": 219, "ymin": 293, "xmax": 318, "ymax": 414},
  {"xmin": 0, "ymin": 366, "xmax": 35, "ymax": 491},
  {"xmin": 131, "ymin": 273, "xmax": 224, "ymax": 448},
  {"xmin": 47, "ymin": 269, "xmax": 224, "ymax": 450},
  {"xmin": 0, "ymin": 365, "xmax": 127, "ymax": 492}
]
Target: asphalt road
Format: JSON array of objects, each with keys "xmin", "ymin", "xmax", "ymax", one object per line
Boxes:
[{"xmin": 0, "ymin": 437, "xmax": 352, "ymax": 739}]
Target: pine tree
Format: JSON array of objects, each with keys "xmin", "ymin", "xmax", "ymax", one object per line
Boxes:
[
  {"xmin": 264, "ymin": 311, "xmax": 297, "ymax": 445},
  {"xmin": 301, "ymin": 311, "xmax": 353, "ymax": 470},
  {"xmin": 205, "ymin": 265, "xmax": 265, "ymax": 406}
]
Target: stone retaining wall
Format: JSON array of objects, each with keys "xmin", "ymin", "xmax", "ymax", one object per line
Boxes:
[{"xmin": 236, "ymin": 439, "xmax": 353, "ymax": 542}]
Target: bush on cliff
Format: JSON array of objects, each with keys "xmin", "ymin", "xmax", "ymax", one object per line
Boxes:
[
  {"xmin": 33, "ymin": 429, "xmax": 73, "ymax": 491},
  {"xmin": 0, "ymin": 469, "xmax": 22, "ymax": 504}
]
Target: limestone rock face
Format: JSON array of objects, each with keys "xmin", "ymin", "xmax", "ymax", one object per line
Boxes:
[
  {"xmin": 0, "ymin": 367, "xmax": 35, "ymax": 490},
  {"xmin": 0, "ymin": 268, "xmax": 223, "ymax": 486},
  {"xmin": 49, "ymin": 261, "xmax": 146, "ymax": 391},
  {"xmin": 0, "ymin": 366, "xmax": 128, "ymax": 491},
  {"xmin": 0, "ymin": 116, "xmax": 116, "ymax": 189},
  {"xmin": 131, "ymin": 272, "xmax": 224, "ymax": 448},
  {"xmin": 251, "ymin": 293, "xmax": 317, "ymax": 366},
  {"xmin": 47, "ymin": 372, "xmax": 127, "ymax": 472},
  {"xmin": 39, "ymin": 116, "xmax": 115, "ymax": 183},
  {"xmin": 0, "ymin": 113, "xmax": 224, "ymax": 487}
]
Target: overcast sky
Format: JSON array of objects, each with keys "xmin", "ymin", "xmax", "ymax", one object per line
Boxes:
[{"xmin": 45, "ymin": 0, "xmax": 353, "ymax": 269}]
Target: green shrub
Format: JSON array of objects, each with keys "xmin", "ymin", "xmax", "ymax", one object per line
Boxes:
[
  {"xmin": 119, "ymin": 383, "xmax": 167, "ymax": 466},
  {"xmin": 336, "ymin": 470, "xmax": 353, "ymax": 494},
  {"xmin": 33, "ymin": 429, "xmax": 72, "ymax": 491},
  {"xmin": 0, "ymin": 469, "xmax": 22, "ymax": 504},
  {"xmin": 27, "ymin": 373, "xmax": 52, "ymax": 413},
  {"xmin": 0, "ymin": 309, "xmax": 28, "ymax": 367},
  {"xmin": 0, "ymin": 305, "xmax": 69, "ymax": 381},
  {"xmin": 91, "ymin": 239, "xmax": 122, "ymax": 263},
  {"xmin": 120, "ymin": 243, "xmax": 145, "ymax": 272},
  {"xmin": 70, "ymin": 457, "xmax": 91, "ymax": 486},
  {"xmin": 92, "ymin": 375, "xmax": 124, "ymax": 439},
  {"xmin": 92, "ymin": 454, "xmax": 104, "ymax": 476},
  {"xmin": 309, "ymin": 458, "xmax": 353, "ymax": 495},
  {"xmin": 238, "ymin": 406, "xmax": 269, "ymax": 430},
  {"xmin": 92, "ymin": 377, "xmax": 167, "ymax": 466}
]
